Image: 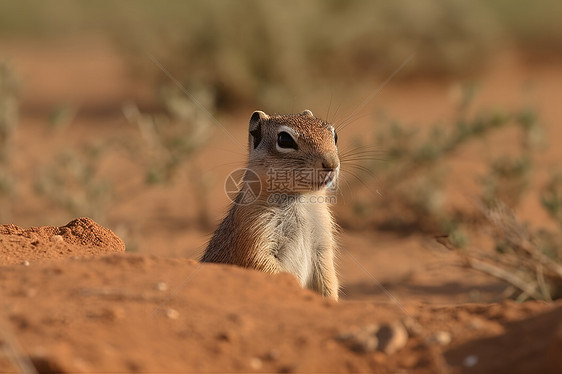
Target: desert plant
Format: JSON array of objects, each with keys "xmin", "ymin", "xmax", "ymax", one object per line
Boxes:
[
  {"xmin": 108, "ymin": 1, "xmax": 499, "ymax": 109},
  {"xmin": 34, "ymin": 145, "xmax": 112, "ymax": 222},
  {"xmin": 341, "ymin": 94, "xmax": 535, "ymax": 234},
  {"xmin": 2, "ymin": 1, "xmax": 562, "ymax": 109},
  {"xmin": 123, "ymin": 84, "xmax": 213, "ymax": 227},
  {"xmin": 541, "ymin": 172, "xmax": 562, "ymax": 228},
  {"xmin": 0, "ymin": 61, "xmax": 19, "ymax": 220},
  {"xmin": 0, "ymin": 61, "xmax": 18, "ymax": 164},
  {"xmin": 439, "ymin": 201, "xmax": 562, "ymax": 301},
  {"xmin": 417, "ymin": 105, "xmax": 562, "ymax": 301},
  {"xmin": 481, "ymin": 156, "xmax": 532, "ymax": 209}
]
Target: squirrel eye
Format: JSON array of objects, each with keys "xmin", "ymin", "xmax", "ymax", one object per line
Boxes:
[
  {"xmin": 277, "ymin": 132, "xmax": 298, "ymax": 150},
  {"xmin": 334, "ymin": 131, "xmax": 338, "ymax": 145}
]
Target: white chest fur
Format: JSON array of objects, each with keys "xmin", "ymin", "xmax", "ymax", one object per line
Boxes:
[{"xmin": 267, "ymin": 199, "xmax": 332, "ymax": 287}]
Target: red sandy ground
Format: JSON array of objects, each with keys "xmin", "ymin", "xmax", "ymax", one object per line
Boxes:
[
  {"xmin": 0, "ymin": 226, "xmax": 560, "ymax": 373},
  {"xmin": 1, "ymin": 39, "xmax": 562, "ymax": 373}
]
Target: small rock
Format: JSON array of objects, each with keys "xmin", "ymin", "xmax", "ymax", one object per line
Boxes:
[
  {"xmin": 463, "ymin": 355, "xmax": 478, "ymax": 367},
  {"xmin": 337, "ymin": 324, "xmax": 379, "ymax": 353},
  {"xmin": 156, "ymin": 282, "xmax": 168, "ymax": 291},
  {"xmin": 468, "ymin": 318, "xmax": 484, "ymax": 330},
  {"xmin": 430, "ymin": 331, "xmax": 452, "ymax": 346},
  {"xmin": 165, "ymin": 309, "xmax": 179, "ymax": 320},
  {"xmin": 338, "ymin": 322, "xmax": 409, "ymax": 355},
  {"xmin": 22, "ymin": 260, "xmax": 30, "ymax": 267},
  {"xmin": 249, "ymin": 357, "xmax": 262, "ymax": 370},
  {"xmin": 216, "ymin": 331, "xmax": 231, "ymax": 342},
  {"xmin": 402, "ymin": 317, "xmax": 423, "ymax": 336},
  {"xmin": 72, "ymin": 357, "xmax": 92, "ymax": 372},
  {"xmin": 106, "ymin": 307, "xmax": 126, "ymax": 321},
  {"xmin": 376, "ymin": 322, "xmax": 409, "ymax": 354},
  {"xmin": 264, "ymin": 349, "xmax": 280, "ymax": 361},
  {"xmin": 50, "ymin": 235, "xmax": 64, "ymax": 243}
]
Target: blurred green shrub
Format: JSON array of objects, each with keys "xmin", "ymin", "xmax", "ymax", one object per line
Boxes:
[
  {"xmin": 2, "ymin": 1, "xmax": 561, "ymax": 108},
  {"xmin": 9, "ymin": 0, "xmax": 562, "ymax": 109},
  {"xmin": 2, "ymin": 1, "xmax": 561, "ymax": 110},
  {"xmin": 34, "ymin": 145, "xmax": 112, "ymax": 222},
  {"xmin": 451, "ymin": 201, "xmax": 562, "ymax": 301},
  {"xmin": 120, "ymin": 0, "xmax": 498, "ymax": 109},
  {"xmin": 0, "ymin": 61, "xmax": 19, "ymax": 220},
  {"xmin": 123, "ymin": 85, "xmax": 212, "ymax": 184},
  {"xmin": 341, "ymin": 85, "xmax": 538, "ymax": 235},
  {"xmin": 123, "ymin": 85, "xmax": 213, "ymax": 227},
  {"xmin": 542, "ymin": 173, "xmax": 562, "ymax": 228},
  {"xmin": 343, "ymin": 90, "xmax": 562, "ymax": 300},
  {"xmin": 0, "ymin": 61, "xmax": 18, "ymax": 164}
]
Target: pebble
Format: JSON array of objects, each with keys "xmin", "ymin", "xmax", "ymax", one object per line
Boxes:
[
  {"xmin": 262, "ymin": 348, "xmax": 280, "ymax": 361},
  {"xmin": 430, "ymin": 331, "xmax": 452, "ymax": 346},
  {"xmin": 463, "ymin": 355, "xmax": 478, "ymax": 367},
  {"xmin": 468, "ymin": 318, "xmax": 485, "ymax": 330},
  {"xmin": 22, "ymin": 260, "xmax": 30, "ymax": 266},
  {"xmin": 337, "ymin": 324, "xmax": 379, "ymax": 353},
  {"xmin": 249, "ymin": 357, "xmax": 263, "ymax": 370},
  {"xmin": 377, "ymin": 322, "xmax": 409, "ymax": 354},
  {"xmin": 337, "ymin": 322, "xmax": 409, "ymax": 354},
  {"xmin": 165, "ymin": 308, "xmax": 179, "ymax": 319},
  {"xmin": 156, "ymin": 282, "xmax": 168, "ymax": 291},
  {"xmin": 50, "ymin": 235, "xmax": 64, "ymax": 243},
  {"xmin": 402, "ymin": 317, "xmax": 424, "ymax": 337}
]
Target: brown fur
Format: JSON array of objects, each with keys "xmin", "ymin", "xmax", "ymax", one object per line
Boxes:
[{"xmin": 201, "ymin": 110, "xmax": 340, "ymax": 300}]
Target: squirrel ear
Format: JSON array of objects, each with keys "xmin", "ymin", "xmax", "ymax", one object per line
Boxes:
[
  {"xmin": 249, "ymin": 111, "xmax": 268, "ymax": 150},
  {"xmin": 250, "ymin": 110, "xmax": 269, "ymax": 125},
  {"xmin": 301, "ymin": 110, "xmax": 314, "ymax": 117}
]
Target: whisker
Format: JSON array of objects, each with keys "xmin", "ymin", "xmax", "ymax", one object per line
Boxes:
[
  {"xmin": 341, "ymin": 169, "xmax": 384, "ymax": 201},
  {"xmin": 340, "ymin": 152, "xmax": 387, "ymax": 160},
  {"xmin": 331, "ymin": 101, "xmax": 343, "ymax": 125},
  {"xmin": 335, "ymin": 52, "xmax": 415, "ymax": 132},
  {"xmin": 326, "ymin": 92, "xmax": 333, "ymax": 123},
  {"xmin": 336, "ymin": 111, "xmax": 371, "ymax": 130},
  {"xmin": 341, "ymin": 144, "xmax": 382, "ymax": 151},
  {"xmin": 336, "ymin": 173, "xmax": 362, "ymax": 205},
  {"xmin": 339, "ymin": 149, "xmax": 386, "ymax": 160},
  {"xmin": 339, "ymin": 145, "xmax": 384, "ymax": 156},
  {"xmin": 206, "ymin": 147, "xmax": 247, "ymax": 157},
  {"xmin": 342, "ymin": 163, "xmax": 380, "ymax": 181},
  {"xmin": 209, "ymin": 161, "xmax": 246, "ymax": 172},
  {"xmin": 340, "ymin": 150, "xmax": 387, "ymax": 157},
  {"xmin": 335, "ymin": 112, "xmax": 371, "ymax": 132},
  {"xmin": 340, "ymin": 156, "xmax": 387, "ymax": 163},
  {"xmin": 336, "ymin": 173, "xmax": 353, "ymax": 198}
]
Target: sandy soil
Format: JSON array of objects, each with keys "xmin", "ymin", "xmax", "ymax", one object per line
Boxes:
[
  {"xmin": 0, "ymin": 232, "xmax": 560, "ymax": 373},
  {"xmin": 1, "ymin": 39, "xmax": 562, "ymax": 373},
  {"xmin": 0, "ymin": 217, "xmax": 124, "ymax": 266}
]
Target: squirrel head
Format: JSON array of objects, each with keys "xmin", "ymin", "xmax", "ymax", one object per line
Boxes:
[{"xmin": 246, "ymin": 110, "xmax": 339, "ymax": 194}]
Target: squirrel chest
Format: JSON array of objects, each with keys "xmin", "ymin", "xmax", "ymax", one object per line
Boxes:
[{"xmin": 262, "ymin": 200, "xmax": 333, "ymax": 288}]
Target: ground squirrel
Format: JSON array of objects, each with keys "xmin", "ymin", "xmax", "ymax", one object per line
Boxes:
[{"xmin": 201, "ymin": 110, "xmax": 340, "ymax": 300}]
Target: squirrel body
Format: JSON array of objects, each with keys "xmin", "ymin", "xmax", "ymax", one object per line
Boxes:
[{"xmin": 202, "ymin": 110, "xmax": 340, "ymax": 299}]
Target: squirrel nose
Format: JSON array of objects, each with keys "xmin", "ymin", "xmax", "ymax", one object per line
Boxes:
[{"xmin": 321, "ymin": 155, "xmax": 340, "ymax": 170}]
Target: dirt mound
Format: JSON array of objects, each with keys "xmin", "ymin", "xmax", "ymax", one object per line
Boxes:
[
  {"xmin": 0, "ymin": 252, "xmax": 560, "ymax": 373},
  {"xmin": 0, "ymin": 218, "xmax": 125, "ymax": 266}
]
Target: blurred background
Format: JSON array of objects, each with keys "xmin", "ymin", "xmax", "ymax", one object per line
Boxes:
[{"xmin": 1, "ymin": 0, "xmax": 561, "ymax": 302}]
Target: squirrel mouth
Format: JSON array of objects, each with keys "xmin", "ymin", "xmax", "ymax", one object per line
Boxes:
[{"xmin": 319, "ymin": 170, "xmax": 337, "ymax": 189}]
